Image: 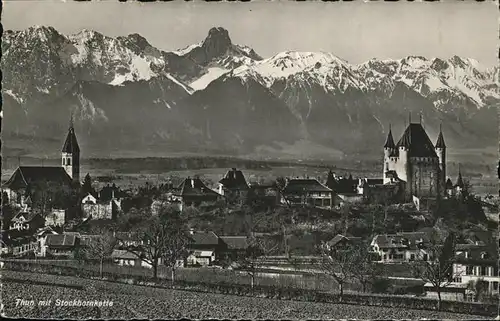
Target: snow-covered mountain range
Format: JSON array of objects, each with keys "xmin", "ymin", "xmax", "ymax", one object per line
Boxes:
[{"xmin": 2, "ymin": 26, "xmax": 498, "ymax": 159}]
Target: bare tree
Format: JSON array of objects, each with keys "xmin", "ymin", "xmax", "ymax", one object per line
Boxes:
[
  {"xmin": 411, "ymin": 228, "xmax": 461, "ymax": 311},
  {"xmin": 349, "ymin": 242, "xmax": 384, "ymax": 292},
  {"xmin": 80, "ymin": 227, "xmax": 117, "ymax": 278},
  {"xmin": 318, "ymin": 242, "xmax": 357, "ymax": 300},
  {"xmin": 118, "ymin": 203, "xmax": 189, "ymax": 280},
  {"xmin": 237, "ymin": 235, "xmax": 280, "ymax": 288}
]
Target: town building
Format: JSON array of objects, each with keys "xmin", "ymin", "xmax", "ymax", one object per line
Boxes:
[
  {"xmin": 370, "ymin": 231, "xmax": 431, "ymax": 263},
  {"xmin": 324, "ymin": 234, "xmax": 363, "ymax": 251},
  {"xmin": 172, "ymin": 177, "xmax": 222, "ymax": 211},
  {"xmin": 9, "ymin": 211, "xmax": 45, "ymax": 232},
  {"xmin": 218, "ymin": 236, "xmax": 249, "ymax": 261},
  {"xmin": 81, "ymin": 184, "xmax": 125, "ymax": 220},
  {"xmin": 44, "ymin": 233, "xmax": 80, "ymax": 258},
  {"xmin": 453, "ymin": 230, "xmax": 499, "ymax": 298},
  {"xmin": 186, "ymin": 230, "xmax": 221, "ymax": 266},
  {"xmin": 281, "ymin": 177, "xmax": 333, "ymax": 208}
]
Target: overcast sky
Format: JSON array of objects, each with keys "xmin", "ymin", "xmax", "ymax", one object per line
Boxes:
[{"xmin": 3, "ymin": 0, "xmax": 498, "ymax": 66}]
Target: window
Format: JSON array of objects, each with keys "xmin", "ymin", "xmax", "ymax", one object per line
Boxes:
[
  {"xmin": 465, "ymin": 251, "xmax": 470, "ymax": 259},
  {"xmin": 410, "ymin": 254, "xmax": 415, "ymax": 261},
  {"xmin": 493, "ymin": 282, "xmax": 499, "ymax": 291},
  {"xmin": 480, "ymin": 266, "xmax": 487, "ymax": 276},
  {"xmin": 62, "ymin": 158, "xmax": 66, "ymax": 165},
  {"xmin": 480, "ymin": 252, "xmax": 488, "ymax": 259},
  {"xmin": 466, "ymin": 265, "xmax": 473, "ymax": 275},
  {"xmin": 67, "ymin": 158, "xmax": 71, "ymax": 165}
]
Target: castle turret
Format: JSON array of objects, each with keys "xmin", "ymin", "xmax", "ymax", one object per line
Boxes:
[
  {"xmin": 435, "ymin": 124, "xmax": 446, "ymax": 197},
  {"xmin": 62, "ymin": 119, "xmax": 80, "ymax": 182},
  {"xmin": 383, "ymin": 125, "xmax": 396, "ymax": 183}
]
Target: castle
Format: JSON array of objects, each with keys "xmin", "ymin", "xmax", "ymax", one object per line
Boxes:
[{"xmin": 382, "ymin": 121, "xmax": 446, "ymax": 202}]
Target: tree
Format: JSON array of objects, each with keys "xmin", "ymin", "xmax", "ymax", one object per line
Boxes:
[
  {"xmin": 467, "ymin": 278, "xmax": 490, "ymax": 302},
  {"xmin": 118, "ymin": 203, "xmax": 189, "ymax": 280},
  {"xmin": 27, "ymin": 180, "xmax": 77, "ymax": 219},
  {"xmin": 350, "ymin": 243, "xmax": 385, "ymax": 292},
  {"xmin": 411, "ymin": 228, "xmax": 461, "ymax": 311},
  {"xmin": 275, "ymin": 176, "xmax": 291, "ymax": 207},
  {"xmin": 318, "ymin": 242, "xmax": 357, "ymax": 300},
  {"xmin": 237, "ymin": 236, "xmax": 280, "ymax": 288},
  {"xmin": 82, "ymin": 173, "xmax": 95, "ymax": 196},
  {"xmin": 161, "ymin": 213, "xmax": 191, "ymax": 284},
  {"xmin": 80, "ymin": 227, "xmax": 117, "ymax": 278}
]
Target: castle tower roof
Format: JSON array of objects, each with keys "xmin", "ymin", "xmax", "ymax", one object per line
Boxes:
[
  {"xmin": 384, "ymin": 126, "xmax": 396, "ymax": 149},
  {"xmin": 62, "ymin": 123, "xmax": 80, "ymax": 154},
  {"xmin": 435, "ymin": 124, "xmax": 446, "ymax": 148},
  {"xmin": 396, "ymin": 123, "xmax": 437, "ymax": 158}
]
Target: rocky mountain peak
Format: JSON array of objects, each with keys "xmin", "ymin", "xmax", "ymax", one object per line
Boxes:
[{"xmin": 201, "ymin": 27, "xmax": 233, "ymax": 58}]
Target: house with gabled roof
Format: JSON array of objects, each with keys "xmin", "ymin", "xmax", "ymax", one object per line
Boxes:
[
  {"xmin": 81, "ymin": 184, "xmax": 126, "ymax": 220},
  {"xmin": 219, "ymin": 235, "xmax": 249, "ymax": 261},
  {"xmin": 44, "ymin": 233, "xmax": 80, "ymax": 258},
  {"xmin": 371, "ymin": 231, "xmax": 432, "ymax": 263},
  {"xmin": 325, "ymin": 234, "xmax": 363, "ymax": 251},
  {"xmin": 382, "ymin": 121, "xmax": 447, "ymax": 202},
  {"xmin": 281, "ymin": 177, "xmax": 333, "ymax": 208},
  {"xmin": 173, "ymin": 177, "xmax": 222, "ymax": 211},
  {"xmin": 186, "ymin": 230, "xmax": 222, "ymax": 266},
  {"xmin": 9, "ymin": 211, "xmax": 45, "ymax": 232}
]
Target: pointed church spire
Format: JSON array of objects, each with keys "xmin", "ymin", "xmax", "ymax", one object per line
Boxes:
[
  {"xmin": 435, "ymin": 122, "xmax": 446, "ymax": 148},
  {"xmin": 384, "ymin": 124, "xmax": 395, "ymax": 148},
  {"xmin": 62, "ymin": 115, "xmax": 80, "ymax": 153}
]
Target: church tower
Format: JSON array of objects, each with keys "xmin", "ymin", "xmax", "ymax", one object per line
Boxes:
[
  {"xmin": 62, "ymin": 118, "xmax": 80, "ymax": 182},
  {"xmin": 435, "ymin": 124, "xmax": 446, "ymax": 197}
]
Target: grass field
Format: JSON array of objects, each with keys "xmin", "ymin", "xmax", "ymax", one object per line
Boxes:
[{"xmin": 2, "ymin": 270, "xmax": 491, "ymax": 320}]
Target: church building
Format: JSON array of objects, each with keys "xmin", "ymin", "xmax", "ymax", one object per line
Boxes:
[
  {"xmin": 382, "ymin": 121, "xmax": 446, "ymax": 202},
  {"xmin": 3, "ymin": 122, "xmax": 81, "ymax": 207}
]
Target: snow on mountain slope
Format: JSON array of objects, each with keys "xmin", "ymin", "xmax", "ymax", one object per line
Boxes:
[
  {"xmin": 190, "ymin": 67, "xmax": 229, "ymax": 91},
  {"xmin": 233, "ymin": 51, "xmax": 365, "ymax": 93},
  {"xmin": 356, "ymin": 56, "xmax": 499, "ymax": 109}
]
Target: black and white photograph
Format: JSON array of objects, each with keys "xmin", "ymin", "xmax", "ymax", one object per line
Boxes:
[{"xmin": 1, "ymin": 0, "xmax": 499, "ymax": 319}]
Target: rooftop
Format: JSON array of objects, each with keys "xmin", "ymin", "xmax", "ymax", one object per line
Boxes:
[{"xmin": 395, "ymin": 123, "xmax": 439, "ymax": 158}]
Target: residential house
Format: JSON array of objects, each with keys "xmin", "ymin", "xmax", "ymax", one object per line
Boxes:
[
  {"xmin": 44, "ymin": 233, "xmax": 80, "ymax": 258},
  {"xmin": 82, "ymin": 184, "xmax": 125, "ymax": 220},
  {"xmin": 173, "ymin": 178, "xmax": 222, "ymax": 211},
  {"xmin": 35, "ymin": 226, "xmax": 59, "ymax": 257},
  {"xmin": 371, "ymin": 232, "xmax": 431, "ymax": 263},
  {"xmin": 9, "ymin": 211, "xmax": 45, "ymax": 232},
  {"xmin": 218, "ymin": 168, "xmax": 250, "ymax": 202},
  {"xmin": 186, "ymin": 230, "xmax": 221, "ymax": 266},
  {"xmin": 324, "ymin": 234, "xmax": 363, "ymax": 252},
  {"xmin": 110, "ymin": 249, "xmax": 164, "ymax": 268},
  {"xmin": 219, "ymin": 236, "xmax": 249, "ymax": 261},
  {"xmin": 6, "ymin": 236, "xmax": 39, "ymax": 257},
  {"xmin": 247, "ymin": 182, "xmax": 281, "ymax": 209},
  {"xmin": 281, "ymin": 178, "xmax": 333, "ymax": 208},
  {"xmin": 453, "ymin": 230, "xmax": 499, "ymax": 297},
  {"xmin": 114, "ymin": 232, "xmax": 143, "ymax": 249}
]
